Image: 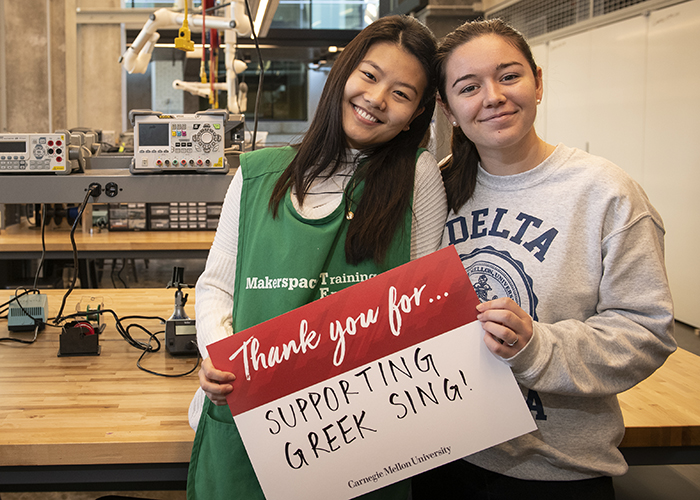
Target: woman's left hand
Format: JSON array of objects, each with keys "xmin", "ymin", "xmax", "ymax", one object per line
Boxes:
[{"xmin": 476, "ymin": 297, "xmax": 533, "ymax": 358}]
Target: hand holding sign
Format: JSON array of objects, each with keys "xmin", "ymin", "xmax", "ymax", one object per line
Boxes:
[
  {"xmin": 198, "ymin": 357, "xmax": 235, "ymax": 405},
  {"xmin": 207, "ymin": 246, "xmax": 536, "ymax": 500}
]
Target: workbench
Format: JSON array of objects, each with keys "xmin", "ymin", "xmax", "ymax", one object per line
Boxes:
[
  {"xmin": 0, "ymin": 225, "xmax": 215, "ymax": 261},
  {"xmin": 0, "ymin": 289, "xmax": 698, "ymax": 491}
]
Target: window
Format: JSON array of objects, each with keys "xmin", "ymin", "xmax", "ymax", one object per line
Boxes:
[
  {"xmin": 124, "ymin": 1, "xmax": 380, "ymax": 122},
  {"xmin": 124, "ymin": 0, "xmax": 379, "ymax": 30},
  {"xmin": 272, "ymin": 0, "xmax": 378, "ymax": 29},
  {"xmin": 240, "ymin": 61, "xmax": 308, "ymax": 121}
]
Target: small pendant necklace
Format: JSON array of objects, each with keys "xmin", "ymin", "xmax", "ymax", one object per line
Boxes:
[
  {"xmin": 345, "ymin": 177, "xmax": 357, "ymax": 220},
  {"xmin": 344, "ymin": 155, "xmax": 363, "ymax": 220}
]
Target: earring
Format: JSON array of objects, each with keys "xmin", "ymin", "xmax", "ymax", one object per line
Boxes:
[
  {"xmin": 452, "ymin": 121, "xmax": 458, "ymax": 127},
  {"xmin": 536, "ymin": 99, "xmax": 541, "ymax": 104}
]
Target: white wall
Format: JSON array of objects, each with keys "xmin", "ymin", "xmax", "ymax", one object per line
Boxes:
[
  {"xmin": 532, "ymin": 0, "xmax": 700, "ymax": 327},
  {"xmin": 644, "ymin": 1, "xmax": 700, "ymax": 328}
]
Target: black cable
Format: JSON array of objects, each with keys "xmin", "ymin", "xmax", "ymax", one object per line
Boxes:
[
  {"xmin": 101, "ymin": 310, "xmax": 166, "ymax": 351},
  {"xmin": 110, "ymin": 259, "xmax": 118, "ymax": 288},
  {"xmin": 54, "ymin": 188, "xmax": 96, "ymax": 324},
  {"xmin": 0, "ymin": 323, "xmax": 41, "ymax": 344},
  {"xmin": 117, "ymin": 259, "xmax": 128, "ymax": 288},
  {"xmin": 57, "ymin": 310, "xmax": 145, "ymax": 347},
  {"xmin": 5, "ymin": 298, "xmax": 199, "ymax": 376},
  {"xmin": 205, "ymin": 1, "xmax": 233, "ymax": 14},
  {"xmin": 60, "ymin": 310, "xmax": 161, "ymax": 351},
  {"xmin": 137, "ymin": 333, "xmax": 201, "ymax": 378},
  {"xmin": 0, "ymin": 289, "xmax": 34, "ymax": 309},
  {"xmin": 24, "ymin": 204, "xmax": 36, "ymax": 226},
  {"xmin": 243, "ymin": 0, "xmax": 264, "ymax": 151},
  {"xmin": 33, "ymin": 203, "xmax": 48, "ymax": 289},
  {"xmin": 58, "ymin": 309, "xmax": 200, "ymax": 377}
]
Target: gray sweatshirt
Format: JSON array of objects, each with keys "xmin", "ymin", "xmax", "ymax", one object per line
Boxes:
[{"xmin": 442, "ymin": 143, "xmax": 676, "ymax": 481}]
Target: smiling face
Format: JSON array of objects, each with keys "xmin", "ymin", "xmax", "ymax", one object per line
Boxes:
[
  {"xmin": 441, "ymin": 34, "xmax": 543, "ymax": 156},
  {"xmin": 342, "ymin": 42, "xmax": 427, "ymax": 150}
]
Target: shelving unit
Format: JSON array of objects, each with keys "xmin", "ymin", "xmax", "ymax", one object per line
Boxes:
[
  {"xmin": 0, "ymin": 155, "xmax": 238, "ymax": 288},
  {"xmin": 0, "ymin": 161, "xmax": 237, "ymax": 204}
]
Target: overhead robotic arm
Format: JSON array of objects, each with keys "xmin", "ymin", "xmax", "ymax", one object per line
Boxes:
[
  {"xmin": 119, "ymin": 4, "xmax": 251, "ymax": 74},
  {"xmin": 119, "ymin": 1, "xmax": 254, "ymax": 112}
]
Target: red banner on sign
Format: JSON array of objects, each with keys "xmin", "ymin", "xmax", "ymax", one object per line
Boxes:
[{"xmin": 207, "ymin": 246, "xmax": 479, "ymax": 416}]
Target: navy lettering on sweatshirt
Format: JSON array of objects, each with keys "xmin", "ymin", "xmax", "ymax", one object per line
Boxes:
[
  {"xmin": 446, "ymin": 209, "xmax": 558, "ymax": 262},
  {"xmin": 526, "ymin": 389, "xmax": 548, "ymax": 421}
]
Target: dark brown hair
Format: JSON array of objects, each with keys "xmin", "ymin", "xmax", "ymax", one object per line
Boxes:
[
  {"xmin": 436, "ymin": 18, "xmax": 538, "ymax": 212},
  {"xmin": 268, "ymin": 15, "xmax": 437, "ymax": 265}
]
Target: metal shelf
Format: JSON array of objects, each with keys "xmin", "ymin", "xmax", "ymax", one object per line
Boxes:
[{"xmin": 0, "ymin": 161, "xmax": 237, "ymax": 204}]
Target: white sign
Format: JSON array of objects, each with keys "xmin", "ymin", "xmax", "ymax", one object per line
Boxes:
[{"xmin": 235, "ymin": 320, "xmax": 535, "ymax": 499}]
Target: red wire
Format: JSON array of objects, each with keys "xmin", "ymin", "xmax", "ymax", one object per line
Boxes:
[
  {"xmin": 201, "ymin": 0, "xmax": 206, "ymax": 64},
  {"xmin": 210, "ymin": 29, "xmax": 217, "ymax": 99},
  {"xmin": 73, "ymin": 321, "xmax": 95, "ymax": 336}
]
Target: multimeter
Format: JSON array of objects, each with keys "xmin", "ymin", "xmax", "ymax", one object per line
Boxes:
[
  {"xmin": 165, "ymin": 318, "xmax": 198, "ymax": 355},
  {"xmin": 0, "ymin": 133, "xmax": 72, "ymax": 174}
]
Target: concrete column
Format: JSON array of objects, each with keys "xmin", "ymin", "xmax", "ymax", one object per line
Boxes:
[
  {"xmin": 74, "ymin": 0, "xmax": 122, "ymax": 134},
  {"xmin": 0, "ymin": 0, "xmax": 122, "ymax": 134},
  {"xmin": 0, "ymin": 0, "xmax": 66, "ymax": 133}
]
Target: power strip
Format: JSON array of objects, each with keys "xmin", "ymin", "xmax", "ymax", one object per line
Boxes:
[{"xmin": 8, "ymin": 294, "xmax": 48, "ymax": 331}]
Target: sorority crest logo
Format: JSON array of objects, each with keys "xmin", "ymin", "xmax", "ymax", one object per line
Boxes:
[{"xmin": 460, "ymin": 246, "xmax": 539, "ymax": 321}]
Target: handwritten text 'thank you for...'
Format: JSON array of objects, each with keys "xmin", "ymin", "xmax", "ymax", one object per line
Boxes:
[{"xmin": 229, "ymin": 283, "xmax": 435, "ymax": 381}]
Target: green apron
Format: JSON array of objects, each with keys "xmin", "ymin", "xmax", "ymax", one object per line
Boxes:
[{"xmin": 187, "ymin": 146, "xmax": 419, "ymax": 499}]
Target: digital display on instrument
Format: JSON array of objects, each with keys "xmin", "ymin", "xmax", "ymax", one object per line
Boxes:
[
  {"xmin": 175, "ymin": 323, "xmax": 197, "ymax": 336},
  {"xmin": 0, "ymin": 141, "xmax": 26, "ymax": 153},
  {"xmin": 138, "ymin": 123, "xmax": 170, "ymax": 146}
]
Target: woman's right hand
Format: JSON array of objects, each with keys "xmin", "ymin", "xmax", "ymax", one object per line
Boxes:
[{"xmin": 199, "ymin": 357, "xmax": 236, "ymax": 405}]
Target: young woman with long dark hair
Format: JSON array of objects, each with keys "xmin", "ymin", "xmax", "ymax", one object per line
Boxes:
[{"xmin": 187, "ymin": 15, "xmax": 446, "ymax": 500}]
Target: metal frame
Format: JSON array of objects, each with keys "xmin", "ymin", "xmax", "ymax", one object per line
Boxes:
[
  {"xmin": 0, "ymin": 167, "xmax": 235, "ymax": 204},
  {"xmin": 0, "ymin": 463, "xmax": 188, "ymax": 493},
  {"xmin": 2, "ymin": 446, "xmax": 699, "ymax": 492}
]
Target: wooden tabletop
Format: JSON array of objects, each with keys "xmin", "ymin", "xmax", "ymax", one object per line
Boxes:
[
  {"xmin": 0, "ymin": 288, "xmax": 200, "ymax": 467},
  {"xmin": 0, "ymin": 225, "xmax": 215, "ymax": 253},
  {"xmin": 618, "ymin": 346, "xmax": 700, "ymax": 448},
  {"xmin": 0, "ymin": 288, "xmax": 698, "ymax": 468}
]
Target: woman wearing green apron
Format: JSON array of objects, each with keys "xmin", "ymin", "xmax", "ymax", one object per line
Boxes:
[{"xmin": 187, "ymin": 15, "xmax": 447, "ymax": 499}]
